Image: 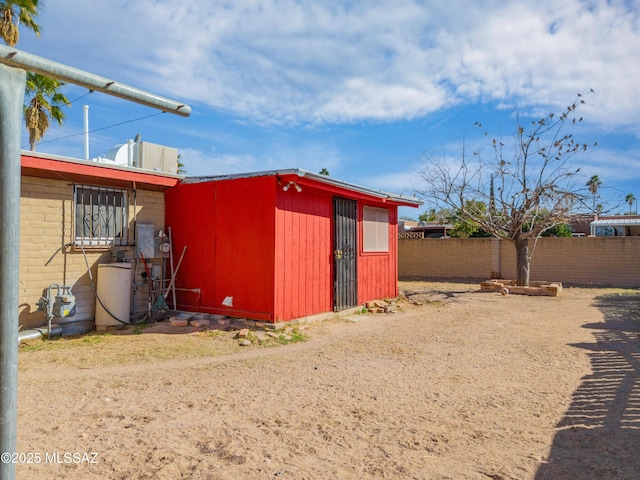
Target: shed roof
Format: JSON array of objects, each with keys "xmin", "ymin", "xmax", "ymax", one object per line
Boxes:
[{"xmin": 183, "ymin": 168, "xmax": 423, "ymax": 207}]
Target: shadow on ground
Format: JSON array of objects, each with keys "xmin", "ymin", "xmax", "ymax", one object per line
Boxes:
[{"xmin": 536, "ymin": 292, "xmax": 640, "ymax": 479}]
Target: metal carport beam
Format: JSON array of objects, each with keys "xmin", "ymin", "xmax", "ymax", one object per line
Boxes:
[
  {"xmin": 0, "ymin": 46, "xmax": 191, "ymax": 480},
  {"xmin": 0, "ymin": 45, "xmax": 191, "ymax": 116}
]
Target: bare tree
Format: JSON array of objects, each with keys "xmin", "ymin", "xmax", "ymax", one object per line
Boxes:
[{"xmin": 415, "ymin": 94, "xmax": 596, "ymax": 286}]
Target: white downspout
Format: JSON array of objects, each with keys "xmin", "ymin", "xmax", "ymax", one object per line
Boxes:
[
  {"xmin": 127, "ymin": 139, "xmax": 134, "ymax": 167},
  {"xmin": 83, "ymin": 105, "xmax": 89, "ymax": 160}
]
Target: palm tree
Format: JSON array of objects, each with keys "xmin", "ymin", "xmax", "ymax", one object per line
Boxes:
[
  {"xmin": 24, "ymin": 72, "xmax": 69, "ymax": 151},
  {"xmin": 177, "ymin": 153, "xmax": 186, "ymax": 174},
  {"xmin": 586, "ymin": 175, "xmax": 602, "ymax": 214},
  {"xmin": 0, "ymin": 0, "xmax": 40, "ymax": 46},
  {"xmin": 626, "ymin": 193, "xmax": 636, "ymax": 214},
  {"xmin": 2, "ymin": 2, "xmax": 68, "ymax": 150}
]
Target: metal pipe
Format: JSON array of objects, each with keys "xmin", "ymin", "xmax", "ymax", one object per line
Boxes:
[
  {"xmin": 18, "ymin": 325, "xmax": 62, "ymax": 345},
  {"xmin": 0, "ymin": 63, "xmax": 26, "ymax": 480},
  {"xmin": 83, "ymin": 104, "xmax": 89, "ymax": 159},
  {"xmin": 17, "ymin": 330, "xmax": 42, "ymax": 344},
  {"xmin": 127, "ymin": 139, "xmax": 134, "ymax": 167},
  {"xmin": 0, "ymin": 46, "xmax": 191, "ymax": 117}
]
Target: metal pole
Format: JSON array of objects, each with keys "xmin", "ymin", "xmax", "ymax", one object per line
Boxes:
[
  {"xmin": 0, "ymin": 63, "xmax": 26, "ymax": 480},
  {"xmin": 0, "ymin": 47, "xmax": 191, "ymax": 480},
  {"xmin": 0, "ymin": 45, "xmax": 191, "ymax": 117},
  {"xmin": 83, "ymin": 104, "xmax": 89, "ymax": 160}
]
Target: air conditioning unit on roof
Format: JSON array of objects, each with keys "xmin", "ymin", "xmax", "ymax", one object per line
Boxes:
[
  {"xmin": 138, "ymin": 141, "xmax": 178, "ymax": 174},
  {"xmin": 99, "ymin": 140, "xmax": 179, "ymax": 174}
]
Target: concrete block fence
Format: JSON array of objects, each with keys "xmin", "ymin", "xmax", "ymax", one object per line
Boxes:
[{"xmin": 399, "ymin": 237, "xmax": 640, "ymax": 287}]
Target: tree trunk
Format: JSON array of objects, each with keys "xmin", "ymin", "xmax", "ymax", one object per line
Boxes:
[{"xmin": 514, "ymin": 236, "xmax": 530, "ymax": 286}]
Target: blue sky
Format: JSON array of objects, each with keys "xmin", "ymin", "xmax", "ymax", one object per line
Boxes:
[{"xmin": 15, "ymin": 0, "xmax": 640, "ymax": 219}]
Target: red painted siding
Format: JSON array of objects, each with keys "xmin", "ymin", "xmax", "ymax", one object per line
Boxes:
[
  {"xmin": 165, "ymin": 182, "xmax": 217, "ymax": 310},
  {"xmin": 212, "ymin": 177, "xmax": 276, "ymax": 319},
  {"xmin": 274, "ymin": 186, "xmax": 332, "ymax": 320},
  {"xmin": 357, "ymin": 205, "xmax": 399, "ymax": 303},
  {"xmin": 166, "ymin": 174, "xmax": 407, "ymax": 322},
  {"xmin": 166, "ymin": 177, "xmax": 276, "ymax": 320}
]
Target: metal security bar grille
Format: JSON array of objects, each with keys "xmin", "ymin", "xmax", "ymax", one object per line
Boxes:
[
  {"xmin": 333, "ymin": 197, "xmax": 358, "ymax": 311},
  {"xmin": 74, "ymin": 185, "xmax": 127, "ymax": 246}
]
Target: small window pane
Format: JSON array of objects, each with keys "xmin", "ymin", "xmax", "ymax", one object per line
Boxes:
[{"xmin": 363, "ymin": 206, "xmax": 389, "ymax": 252}]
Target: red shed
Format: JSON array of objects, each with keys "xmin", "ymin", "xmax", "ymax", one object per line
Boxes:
[{"xmin": 165, "ymin": 169, "xmax": 421, "ymax": 322}]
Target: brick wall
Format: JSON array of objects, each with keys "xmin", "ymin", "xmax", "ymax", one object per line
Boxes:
[
  {"xmin": 19, "ymin": 176, "xmax": 166, "ymax": 333},
  {"xmin": 399, "ymin": 238, "xmax": 493, "ymax": 279},
  {"xmin": 399, "ymin": 236, "xmax": 640, "ymax": 287}
]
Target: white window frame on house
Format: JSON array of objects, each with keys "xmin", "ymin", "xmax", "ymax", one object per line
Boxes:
[
  {"xmin": 74, "ymin": 185, "xmax": 128, "ymax": 246},
  {"xmin": 362, "ymin": 205, "xmax": 389, "ymax": 252}
]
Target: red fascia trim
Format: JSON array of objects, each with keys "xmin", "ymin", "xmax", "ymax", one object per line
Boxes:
[
  {"xmin": 276, "ymin": 174, "xmax": 414, "ymax": 207},
  {"xmin": 21, "ymin": 155, "xmax": 180, "ymax": 189}
]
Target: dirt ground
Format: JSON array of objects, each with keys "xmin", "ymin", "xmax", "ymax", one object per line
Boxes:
[{"xmin": 14, "ymin": 281, "xmax": 640, "ymax": 479}]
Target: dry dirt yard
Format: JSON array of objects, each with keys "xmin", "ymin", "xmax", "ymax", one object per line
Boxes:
[{"xmin": 15, "ymin": 281, "xmax": 640, "ymax": 479}]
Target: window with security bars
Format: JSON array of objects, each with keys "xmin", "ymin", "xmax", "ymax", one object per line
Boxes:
[{"xmin": 74, "ymin": 185, "xmax": 128, "ymax": 246}]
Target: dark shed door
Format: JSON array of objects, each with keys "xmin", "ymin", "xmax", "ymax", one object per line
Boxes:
[{"xmin": 333, "ymin": 197, "xmax": 358, "ymax": 311}]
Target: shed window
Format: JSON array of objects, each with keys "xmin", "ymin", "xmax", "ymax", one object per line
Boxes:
[
  {"xmin": 363, "ymin": 206, "xmax": 389, "ymax": 252},
  {"xmin": 74, "ymin": 185, "xmax": 127, "ymax": 246}
]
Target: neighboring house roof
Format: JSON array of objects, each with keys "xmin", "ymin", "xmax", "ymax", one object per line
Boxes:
[
  {"xmin": 21, "ymin": 151, "xmax": 181, "ymax": 191},
  {"xmin": 399, "ymin": 220, "xmax": 419, "ymax": 231},
  {"xmin": 590, "ymin": 217, "xmax": 640, "ymax": 227},
  {"xmin": 183, "ymin": 168, "xmax": 423, "ymax": 208},
  {"xmin": 568, "ymin": 214, "xmax": 594, "ymax": 236},
  {"xmin": 414, "ymin": 222, "xmax": 455, "ymax": 230}
]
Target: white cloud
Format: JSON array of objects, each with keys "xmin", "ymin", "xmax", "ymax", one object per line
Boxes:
[
  {"xmin": 179, "ymin": 139, "xmax": 347, "ymax": 177},
  {"xmin": 19, "ymin": 0, "xmax": 640, "ymax": 130},
  {"xmin": 354, "ymin": 169, "xmax": 423, "ymax": 197},
  {"xmin": 178, "ymin": 148, "xmax": 259, "ymax": 176}
]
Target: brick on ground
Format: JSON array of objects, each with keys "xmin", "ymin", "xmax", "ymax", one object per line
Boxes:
[
  {"xmin": 254, "ymin": 332, "xmax": 269, "ymax": 342},
  {"xmin": 236, "ymin": 328, "xmax": 250, "ymax": 339},
  {"xmin": 191, "ymin": 319, "xmax": 211, "ymax": 327},
  {"xmin": 170, "ymin": 317, "xmax": 189, "ymax": 327}
]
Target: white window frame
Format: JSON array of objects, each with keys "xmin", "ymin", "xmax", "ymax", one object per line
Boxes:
[
  {"xmin": 363, "ymin": 205, "xmax": 389, "ymax": 252},
  {"xmin": 74, "ymin": 185, "xmax": 128, "ymax": 246}
]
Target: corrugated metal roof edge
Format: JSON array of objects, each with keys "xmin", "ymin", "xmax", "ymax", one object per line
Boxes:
[
  {"xmin": 591, "ymin": 218, "xmax": 640, "ymax": 226},
  {"xmin": 181, "ymin": 168, "xmax": 423, "ymax": 207}
]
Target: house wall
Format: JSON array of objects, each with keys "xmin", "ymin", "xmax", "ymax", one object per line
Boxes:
[
  {"xmin": 165, "ymin": 182, "xmax": 218, "ymax": 313},
  {"xmin": 274, "ymin": 186, "xmax": 332, "ymax": 321},
  {"xmin": 166, "ymin": 177, "xmax": 277, "ymax": 320},
  {"xmin": 358, "ymin": 204, "xmax": 400, "ymax": 302},
  {"xmin": 167, "ymin": 176, "xmax": 406, "ymax": 322},
  {"xmin": 273, "ymin": 191, "xmax": 401, "ymax": 319},
  {"xmin": 20, "ymin": 176, "xmax": 166, "ymax": 334},
  {"xmin": 399, "ymin": 238, "xmax": 493, "ymax": 279},
  {"xmin": 130, "ymin": 189, "xmax": 167, "ymax": 316},
  {"xmin": 399, "ymin": 237, "xmax": 640, "ymax": 287}
]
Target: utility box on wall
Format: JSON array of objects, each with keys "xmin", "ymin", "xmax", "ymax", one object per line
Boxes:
[{"xmin": 136, "ymin": 223, "xmax": 155, "ymax": 260}]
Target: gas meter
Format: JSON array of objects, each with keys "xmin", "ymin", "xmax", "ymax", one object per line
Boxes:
[{"xmin": 36, "ymin": 284, "xmax": 76, "ymax": 339}]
